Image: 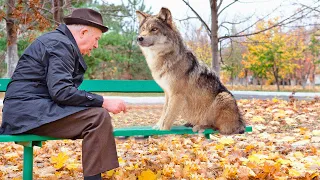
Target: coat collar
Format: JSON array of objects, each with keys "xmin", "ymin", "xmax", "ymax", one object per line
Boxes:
[{"xmin": 56, "ymin": 24, "xmax": 87, "ymax": 70}]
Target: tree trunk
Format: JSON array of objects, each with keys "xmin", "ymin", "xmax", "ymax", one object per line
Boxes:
[
  {"xmin": 245, "ymin": 69, "xmax": 248, "ymax": 87},
  {"xmin": 5, "ymin": 0, "xmax": 19, "ymax": 78},
  {"xmin": 312, "ymin": 64, "xmax": 316, "ymax": 89},
  {"xmin": 210, "ymin": 0, "xmax": 220, "ymax": 76},
  {"xmin": 52, "ymin": 0, "xmax": 62, "ymax": 25},
  {"xmin": 274, "ymin": 73, "xmax": 280, "ymax": 91},
  {"xmin": 64, "ymin": 0, "xmax": 72, "ymax": 12}
]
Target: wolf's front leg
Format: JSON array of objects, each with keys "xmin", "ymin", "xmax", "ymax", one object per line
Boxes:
[
  {"xmin": 156, "ymin": 94, "xmax": 184, "ymax": 130},
  {"xmin": 153, "ymin": 93, "xmax": 168, "ymax": 130}
]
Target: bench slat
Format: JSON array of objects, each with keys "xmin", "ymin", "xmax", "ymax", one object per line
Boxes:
[{"xmin": 0, "ymin": 126, "xmax": 253, "ymax": 142}]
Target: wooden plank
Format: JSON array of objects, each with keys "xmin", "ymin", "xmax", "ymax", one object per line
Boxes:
[
  {"xmin": 0, "ymin": 78, "xmax": 10, "ymax": 92},
  {"xmin": 0, "ymin": 134, "xmax": 59, "ymax": 142},
  {"xmin": 0, "ymin": 79, "xmax": 163, "ymax": 92},
  {"xmin": 0, "ymin": 126, "xmax": 253, "ymax": 142},
  {"xmin": 113, "ymin": 126, "xmax": 253, "ymax": 137},
  {"xmin": 78, "ymin": 80, "xmax": 163, "ymax": 92}
]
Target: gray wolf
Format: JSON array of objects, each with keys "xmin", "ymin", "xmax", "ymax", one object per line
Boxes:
[{"xmin": 136, "ymin": 7, "xmax": 245, "ymax": 134}]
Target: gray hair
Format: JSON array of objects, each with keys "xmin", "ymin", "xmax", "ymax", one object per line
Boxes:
[{"xmin": 67, "ymin": 24, "xmax": 90, "ymax": 32}]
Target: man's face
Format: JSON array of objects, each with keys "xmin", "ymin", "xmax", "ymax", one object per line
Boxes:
[{"xmin": 78, "ymin": 26, "xmax": 102, "ymax": 56}]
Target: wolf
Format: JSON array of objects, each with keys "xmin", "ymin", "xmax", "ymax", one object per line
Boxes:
[{"xmin": 136, "ymin": 7, "xmax": 245, "ymax": 134}]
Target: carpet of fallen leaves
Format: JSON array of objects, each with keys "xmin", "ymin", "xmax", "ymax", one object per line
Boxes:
[{"xmin": 0, "ymin": 97, "xmax": 320, "ymax": 179}]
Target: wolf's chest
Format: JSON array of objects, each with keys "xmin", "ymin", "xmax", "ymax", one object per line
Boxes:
[{"xmin": 155, "ymin": 76, "xmax": 171, "ymax": 92}]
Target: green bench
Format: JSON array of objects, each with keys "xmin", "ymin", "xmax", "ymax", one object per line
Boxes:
[{"xmin": 0, "ymin": 79, "xmax": 252, "ymax": 180}]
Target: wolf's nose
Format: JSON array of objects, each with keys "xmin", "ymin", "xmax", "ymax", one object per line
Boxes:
[{"xmin": 137, "ymin": 36, "xmax": 144, "ymax": 42}]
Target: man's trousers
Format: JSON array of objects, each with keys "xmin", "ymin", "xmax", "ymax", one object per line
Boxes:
[{"xmin": 26, "ymin": 107, "xmax": 119, "ymax": 176}]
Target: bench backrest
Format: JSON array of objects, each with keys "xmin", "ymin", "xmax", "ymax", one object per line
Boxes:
[{"xmin": 0, "ymin": 79, "xmax": 163, "ymax": 92}]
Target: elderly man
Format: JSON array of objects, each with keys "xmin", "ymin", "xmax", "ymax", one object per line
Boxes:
[{"xmin": 0, "ymin": 8, "xmax": 125, "ymax": 180}]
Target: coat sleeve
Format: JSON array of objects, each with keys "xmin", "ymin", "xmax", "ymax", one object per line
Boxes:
[{"xmin": 45, "ymin": 41, "xmax": 104, "ymax": 107}]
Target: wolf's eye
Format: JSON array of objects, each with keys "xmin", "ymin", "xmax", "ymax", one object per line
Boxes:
[{"xmin": 151, "ymin": 28, "xmax": 158, "ymax": 32}]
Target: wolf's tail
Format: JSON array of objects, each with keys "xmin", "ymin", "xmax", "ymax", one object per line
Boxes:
[{"xmin": 213, "ymin": 92, "xmax": 245, "ymax": 135}]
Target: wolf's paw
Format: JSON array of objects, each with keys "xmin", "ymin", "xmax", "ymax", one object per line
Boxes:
[
  {"xmin": 159, "ymin": 126, "xmax": 171, "ymax": 130},
  {"xmin": 192, "ymin": 125, "xmax": 201, "ymax": 132},
  {"xmin": 152, "ymin": 124, "xmax": 161, "ymax": 130},
  {"xmin": 184, "ymin": 122, "xmax": 194, "ymax": 127}
]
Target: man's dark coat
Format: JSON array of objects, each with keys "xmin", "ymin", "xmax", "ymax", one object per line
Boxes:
[{"xmin": 0, "ymin": 24, "xmax": 103, "ymax": 134}]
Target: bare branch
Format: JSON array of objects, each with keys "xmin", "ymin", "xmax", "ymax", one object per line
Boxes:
[
  {"xmin": 219, "ymin": 24, "xmax": 230, "ymax": 35},
  {"xmin": 217, "ymin": 0, "xmax": 224, "ymax": 11},
  {"xmin": 230, "ymin": 4, "xmax": 284, "ymax": 37},
  {"xmin": 298, "ymin": 2, "xmax": 320, "ymax": 13},
  {"xmin": 181, "ymin": 0, "xmax": 211, "ymax": 35},
  {"xmin": 218, "ymin": 0, "xmax": 238, "ymax": 17},
  {"xmin": 219, "ymin": 12, "xmax": 255, "ymax": 28},
  {"xmin": 177, "ymin": 17, "xmax": 199, "ymax": 22},
  {"xmin": 219, "ymin": 5, "xmax": 318, "ymax": 41},
  {"xmin": 219, "ymin": 40, "xmax": 225, "ymax": 65}
]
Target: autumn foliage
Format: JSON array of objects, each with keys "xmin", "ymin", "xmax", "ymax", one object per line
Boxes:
[{"xmin": 1, "ymin": 97, "xmax": 320, "ymax": 179}]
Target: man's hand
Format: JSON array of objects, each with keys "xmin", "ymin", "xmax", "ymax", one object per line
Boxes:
[{"xmin": 102, "ymin": 98, "xmax": 127, "ymax": 114}]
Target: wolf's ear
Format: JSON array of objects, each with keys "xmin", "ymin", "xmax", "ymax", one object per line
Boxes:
[
  {"xmin": 136, "ymin": 11, "xmax": 149, "ymax": 26},
  {"xmin": 157, "ymin": 7, "xmax": 173, "ymax": 28}
]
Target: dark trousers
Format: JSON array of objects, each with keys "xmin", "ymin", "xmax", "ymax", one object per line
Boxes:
[{"xmin": 26, "ymin": 107, "xmax": 119, "ymax": 176}]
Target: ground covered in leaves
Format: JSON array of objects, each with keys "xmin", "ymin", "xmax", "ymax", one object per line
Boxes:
[{"xmin": 0, "ymin": 97, "xmax": 320, "ymax": 179}]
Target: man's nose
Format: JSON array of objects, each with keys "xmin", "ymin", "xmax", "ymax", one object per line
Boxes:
[
  {"xmin": 94, "ymin": 42, "xmax": 98, "ymax": 48},
  {"xmin": 137, "ymin": 36, "xmax": 144, "ymax": 42}
]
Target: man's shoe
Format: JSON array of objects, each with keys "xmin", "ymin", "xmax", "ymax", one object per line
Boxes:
[{"xmin": 84, "ymin": 173, "xmax": 101, "ymax": 180}]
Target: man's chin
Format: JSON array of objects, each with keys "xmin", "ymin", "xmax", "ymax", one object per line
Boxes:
[{"xmin": 81, "ymin": 52, "xmax": 91, "ymax": 57}]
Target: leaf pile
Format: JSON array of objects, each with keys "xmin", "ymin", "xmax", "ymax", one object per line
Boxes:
[{"xmin": 0, "ymin": 97, "xmax": 319, "ymax": 179}]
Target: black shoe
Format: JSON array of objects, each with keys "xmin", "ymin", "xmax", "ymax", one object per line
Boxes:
[{"xmin": 84, "ymin": 173, "xmax": 101, "ymax": 180}]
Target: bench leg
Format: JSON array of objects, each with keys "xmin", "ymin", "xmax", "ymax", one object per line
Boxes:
[{"xmin": 23, "ymin": 146, "xmax": 33, "ymax": 180}]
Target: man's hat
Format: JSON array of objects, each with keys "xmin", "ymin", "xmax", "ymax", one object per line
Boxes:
[{"xmin": 63, "ymin": 8, "xmax": 108, "ymax": 33}]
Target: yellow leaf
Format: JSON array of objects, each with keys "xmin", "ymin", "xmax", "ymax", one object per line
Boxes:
[
  {"xmin": 4, "ymin": 152, "xmax": 19, "ymax": 161},
  {"xmin": 215, "ymin": 144, "xmax": 225, "ymax": 150},
  {"xmin": 289, "ymin": 169, "xmax": 301, "ymax": 177},
  {"xmin": 118, "ymin": 157, "xmax": 125, "ymax": 166},
  {"xmin": 252, "ymin": 116, "xmax": 265, "ymax": 123},
  {"xmin": 51, "ymin": 152, "xmax": 69, "ymax": 169},
  {"xmin": 312, "ymin": 130, "xmax": 320, "ymax": 136},
  {"xmin": 218, "ymin": 137, "xmax": 235, "ymax": 145},
  {"xmin": 138, "ymin": 169, "xmax": 156, "ymax": 180},
  {"xmin": 248, "ymin": 153, "xmax": 267, "ymax": 164},
  {"xmin": 106, "ymin": 169, "xmax": 115, "ymax": 177},
  {"xmin": 222, "ymin": 166, "xmax": 237, "ymax": 178},
  {"xmin": 276, "ymin": 158, "xmax": 291, "ymax": 165},
  {"xmin": 125, "ymin": 164, "xmax": 139, "ymax": 170},
  {"xmin": 293, "ymin": 152, "xmax": 304, "ymax": 159},
  {"xmin": 311, "ymin": 172, "xmax": 320, "ymax": 178},
  {"xmin": 66, "ymin": 163, "xmax": 80, "ymax": 171}
]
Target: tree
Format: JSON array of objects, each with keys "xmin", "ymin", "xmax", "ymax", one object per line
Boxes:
[
  {"xmin": 181, "ymin": 0, "xmax": 320, "ymax": 77},
  {"xmin": 185, "ymin": 25, "xmax": 212, "ymax": 65},
  {"xmin": 4, "ymin": 0, "xmax": 18, "ymax": 78},
  {"xmin": 243, "ymin": 19, "xmax": 304, "ymax": 91},
  {"xmin": 308, "ymin": 32, "xmax": 320, "ymax": 88},
  {"xmin": 221, "ymin": 25, "xmax": 245, "ymax": 86},
  {"xmin": 1, "ymin": 0, "xmax": 52, "ymax": 77}
]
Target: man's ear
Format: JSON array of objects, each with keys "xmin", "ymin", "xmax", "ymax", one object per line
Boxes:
[
  {"xmin": 157, "ymin": 7, "xmax": 173, "ymax": 28},
  {"xmin": 79, "ymin": 27, "xmax": 89, "ymax": 39},
  {"xmin": 136, "ymin": 11, "xmax": 150, "ymax": 26}
]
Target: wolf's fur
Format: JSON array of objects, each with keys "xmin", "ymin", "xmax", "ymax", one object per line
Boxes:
[{"xmin": 136, "ymin": 8, "xmax": 245, "ymax": 134}]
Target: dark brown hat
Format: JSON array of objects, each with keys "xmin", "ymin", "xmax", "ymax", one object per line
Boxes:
[{"xmin": 63, "ymin": 8, "xmax": 108, "ymax": 33}]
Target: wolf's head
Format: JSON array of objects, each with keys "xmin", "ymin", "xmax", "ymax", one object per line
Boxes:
[{"xmin": 136, "ymin": 8, "xmax": 183, "ymax": 51}]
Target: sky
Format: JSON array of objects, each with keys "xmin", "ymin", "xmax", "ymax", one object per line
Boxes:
[{"xmin": 105, "ymin": 0, "xmax": 319, "ymax": 37}]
